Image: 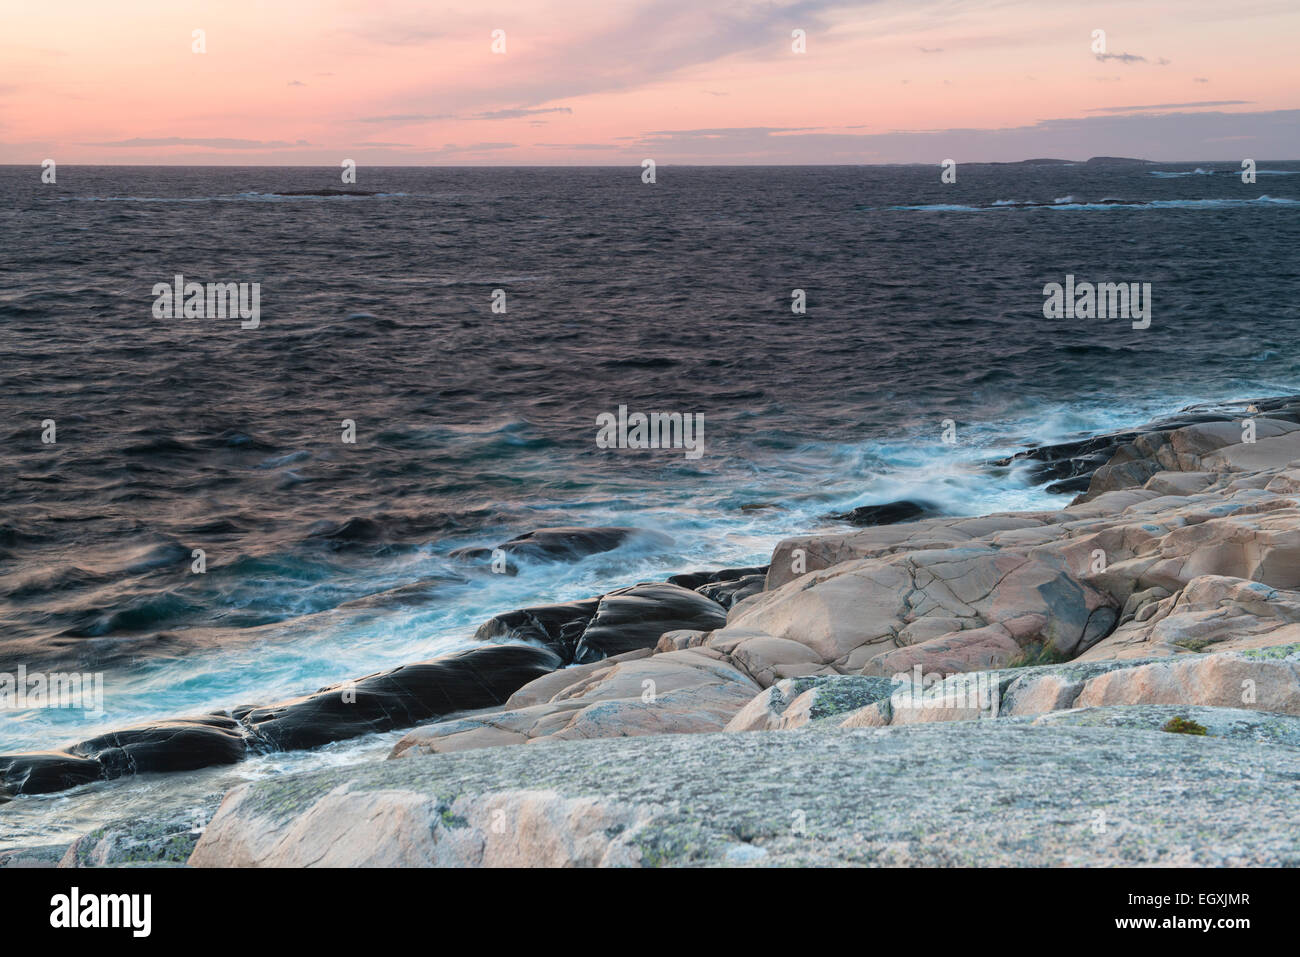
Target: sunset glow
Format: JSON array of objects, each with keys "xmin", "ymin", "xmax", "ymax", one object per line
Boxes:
[{"xmin": 3, "ymin": 0, "xmax": 1298, "ymax": 164}]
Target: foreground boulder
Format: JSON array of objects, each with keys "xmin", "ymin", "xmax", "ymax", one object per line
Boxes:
[{"xmin": 187, "ymin": 721, "xmax": 1300, "ymax": 866}]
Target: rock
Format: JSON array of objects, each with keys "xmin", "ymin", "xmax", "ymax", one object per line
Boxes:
[
  {"xmin": 825, "ymin": 500, "xmax": 938, "ymax": 526},
  {"xmin": 706, "ymin": 628, "xmax": 828, "ymax": 686},
  {"xmin": 239, "ymin": 643, "xmax": 563, "ymax": 750},
  {"xmin": 0, "ymin": 716, "xmax": 248, "ymax": 796},
  {"xmin": 717, "ymin": 546, "xmax": 1115, "ymax": 673},
  {"xmin": 1081, "ymin": 576, "xmax": 1300, "ymax": 660},
  {"xmin": 450, "ymin": 526, "xmax": 673, "ymax": 569},
  {"xmin": 765, "ymin": 513, "xmax": 1052, "ymax": 590},
  {"xmin": 666, "ymin": 566, "xmax": 768, "ymax": 609},
  {"xmin": 58, "ymin": 813, "xmax": 206, "ymax": 867},
  {"xmin": 666, "ymin": 565, "xmax": 768, "ymax": 590},
  {"xmin": 0, "ymin": 845, "xmax": 66, "ymax": 868},
  {"xmin": 191, "ymin": 786, "xmax": 655, "ymax": 868},
  {"xmin": 830, "ymin": 642, "xmax": 1300, "ymax": 728},
  {"xmin": 473, "ymin": 597, "xmax": 602, "ymax": 657},
  {"xmin": 0, "ymin": 644, "xmax": 561, "ymax": 796},
  {"xmin": 187, "ymin": 721, "xmax": 1300, "ymax": 866},
  {"xmin": 571, "ymin": 584, "xmax": 727, "ymax": 663},
  {"xmin": 1071, "ymin": 644, "xmax": 1300, "ymax": 714},
  {"xmin": 475, "ymin": 582, "xmax": 726, "ymax": 664},
  {"xmin": 695, "ymin": 574, "xmax": 765, "ymax": 609},
  {"xmin": 990, "ymin": 395, "xmax": 1300, "ymax": 497},
  {"xmin": 725, "ymin": 675, "xmax": 895, "ymax": 731},
  {"xmin": 503, "ymin": 649, "xmax": 653, "ymax": 709},
  {"xmin": 1028, "ymin": 704, "xmax": 1300, "ymax": 748},
  {"xmin": 390, "ymin": 649, "xmax": 759, "ymax": 756}
]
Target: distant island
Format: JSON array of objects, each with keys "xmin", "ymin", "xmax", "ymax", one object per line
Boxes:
[{"xmin": 991, "ymin": 156, "xmax": 1153, "ymax": 166}]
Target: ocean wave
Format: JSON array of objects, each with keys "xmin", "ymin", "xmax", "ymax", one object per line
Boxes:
[
  {"xmin": 62, "ymin": 192, "xmax": 408, "ymax": 203},
  {"xmin": 884, "ymin": 195, "xmax": 1299, "ymax": 211},
  {"xmin": 1150, "ymin": 169, "xmax": 1299, "ymax": 177}
]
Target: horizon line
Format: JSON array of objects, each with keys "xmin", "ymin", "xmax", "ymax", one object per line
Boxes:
[{"xmin": 6, "ymin": 158, "xmax": 1299, "ymax": 169}]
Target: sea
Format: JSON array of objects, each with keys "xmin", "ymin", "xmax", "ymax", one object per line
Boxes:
[{"xmin": 2, "ymin": 161, "xmax": 1298, "ymax": 846}]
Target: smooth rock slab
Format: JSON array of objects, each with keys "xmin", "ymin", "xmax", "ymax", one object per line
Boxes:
[
  {"xmin": 1028, "ymin": 704, "xmax": 1300, "ymax": 748},
  {"xmin": 189, "ymin": 722, "xmax": 1300, "ymax": 866}
]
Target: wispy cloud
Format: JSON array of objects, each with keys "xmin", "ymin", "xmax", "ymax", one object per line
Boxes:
[
  {"xmin": 1086, "ymin": 100, "xmax": 1250, "ymax": 113},
  {"xmin": 472, "ymin": 107, "xmax": 573, "ymax": 120},
  {"xmin": 88, "ymin": 136, "xmax": 311, "ymax": 149},
  {"xmin": 358, "ymin": 113, "xmax": 454, "ymax": 124}
]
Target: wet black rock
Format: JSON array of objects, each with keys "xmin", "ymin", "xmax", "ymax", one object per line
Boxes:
[
  {"xmin": 666, "ymin": 565, "xmax": 768, "ymax": 590},
  {"xmin": 450, "ymin": 526, "xmax": 674, "ymax": 572},
  {"xmin": 477, "ymin": 583, "xmax": 727, "ymax": 664},
  {"xmin": 239, "ymin": 644, "xmax": 562, "ymax": 750},
  {"xmin": 668, "ymin": 565, "xmax": 770, "ymax": 609},
  {"xmin": 696, "ymin": 574, "xmax": 765, "ymax": 609},
  {"xmin": 0, "ymin": 716, "xmax": 248, "ymax": 796},
  {"xmin": 826, "ymin": 500, "xmax": 938, "ymax": 527},
  {"xmin": 993, "ymin": 395, "xmax": 1300, "ymax": 494},
  {"xmin": 0, "ymin": 645, "xmax": 559, "ymax": 796},
  {"xmin": 474, "ymin": 598, "xmax": 602, "ymax": 654},
  {"xmin": 572, "ymin": 583, "xmax": 728, "ymax": 663}
]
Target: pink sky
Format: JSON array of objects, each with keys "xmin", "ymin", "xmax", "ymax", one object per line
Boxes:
[{"xmin": 2, "ymin": 0, "xmax": 1297, "ymax": 164}]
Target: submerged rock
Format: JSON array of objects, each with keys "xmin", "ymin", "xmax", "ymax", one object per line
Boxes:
[{"xmin": 450, "ymin": 526, "xmax": 673, "ymax": 571}]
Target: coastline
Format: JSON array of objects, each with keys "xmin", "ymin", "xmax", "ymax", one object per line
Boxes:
[{"xmin": 5, "ymin": 393, "xmax": 1300, "ymax": 866}]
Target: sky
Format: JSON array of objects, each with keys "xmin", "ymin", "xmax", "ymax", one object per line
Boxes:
[{"xmin": 1, "ymin": 0, "xmax": 1297, "ymax": 165}]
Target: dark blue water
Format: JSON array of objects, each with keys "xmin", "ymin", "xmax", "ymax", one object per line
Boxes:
[{"xmin": 2, "ymin": 162, "xmax": 1298, "ymax": 770}]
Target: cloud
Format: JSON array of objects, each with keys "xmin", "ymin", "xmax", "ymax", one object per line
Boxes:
[
  {"xmin": 349, "ymin": 23, "xmax": 444, "ymax": 47},
  {"xmin": 87, "ymin": 136, "xmax": 311, "ymax": 149},
  {"xmin": 358, "ymin": 113, "xmax": 453, "ymax": 124},
  {"xmin": 918, "ymin": 46, "xmax": 942, "ymax": 53},
  {"xmin": 1086, "ymin": 100, "xmax": 1251, "ymax": 113},
  {"xmin": 472, "ymin": 107, "xmax": 573, "ymax": 120},
  {"xmin": 578, "ymin": 109, "xmax": 1300, "ymax": 163},
  {"xmin": 1095, "ymin": 52, "xmax": 1147, "ymax": 64},
  {"xmin": 288, "ymin": 80, "xmax": 306, "ymax": 87},
  {"xmin": 1194, "ymin": 77, "xmax": 1210, "ymax": 83},
  {"xmin": 434, "ymin": 142, "xmax": 517, "ymax": 154},
  {"xmin": 358, "ymin": 0, "xmax": 859, "ymax": 116}
]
